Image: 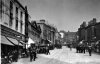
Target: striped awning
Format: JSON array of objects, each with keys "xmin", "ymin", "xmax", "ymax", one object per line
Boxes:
[
  {"xmin": 7, "ymin": 37, "xmax": 22, "ymax": 46},
  {"xmin": 1, "ymin": 35, "xmax": 14, "ymax": 46}
]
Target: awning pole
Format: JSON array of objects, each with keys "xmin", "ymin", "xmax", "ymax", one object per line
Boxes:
[{"xmin": 18, "ymin": 40, "xmax": 20, "ymax": 58}]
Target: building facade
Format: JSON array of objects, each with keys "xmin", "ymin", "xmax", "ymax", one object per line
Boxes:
[
  {"xmin": 0, "ymin": 0, "xmax": 28, "ymax": 55},
  {"xmin": 27, "ymin": 21, "xmax": 41, "ymax": 47},
  {"xmin": 78, "ymin": 22, "xmax": 87, "ymax": 42},
  {"xmin": 60, "ymin": 30, "xmax": 77, "ymax": 45},
  {"xmin": 65, "ymin": 31, "xmax": 77, "ymax": 48},
  {"xmin": 37, "ymin": 19, "xmax": 56, "ymax": 45},
  {"xmin": 55, "ymin": 32, "xmax": 61, "ymax": 44},
  {"xmin": 55, "ymin": 31, "xmax": 62, "ymax": 48},
  {"xmin": 78, "ymin": 18, "xmax": 99, "ymax": 43},
  {"xmin": 78, "ymin": 18, "xmax": 100, "ymax": 52}
]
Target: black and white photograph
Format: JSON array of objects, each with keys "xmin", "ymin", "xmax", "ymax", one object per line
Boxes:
[{"xmin": 0, "ymin": 0, "xmax": 100, "ymax": 64}]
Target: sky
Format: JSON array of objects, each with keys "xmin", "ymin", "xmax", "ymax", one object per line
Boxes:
[{"xmin": 19, "ymin": 0, "xmax": 100, "ymax": 32}]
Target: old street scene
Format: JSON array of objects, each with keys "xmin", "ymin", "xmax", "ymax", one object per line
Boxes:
[{"xmin": 0, "ymin": 0, "xmax": 100, "ymax": 64}]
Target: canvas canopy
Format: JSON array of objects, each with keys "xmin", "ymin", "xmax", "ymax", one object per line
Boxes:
[{"xmin": 26, "ymin": 38, "xmax": 35, "ymax": 48}]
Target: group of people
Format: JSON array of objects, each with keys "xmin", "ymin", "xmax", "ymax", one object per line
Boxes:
[
  {"xmin": 28, "ymin": 44, "xmax": 50, "ymax": 62},
  {"xmin": 1, "ymin": 47, "xmax": 30, "ymax": 64},
  {"xmin": 1, "ymin": 44, "xmax": 51, "ymax": 64},
  {"xmin": 1, "ymin": 50, "xmax": 19, "ymax": 64},
  {"xmin": 76, "ymin": 44, "xmax": 92, "ymax": 56},
  {"xmin": 28, "ymin": 46, "xmax": 37, "ymax": 62}
]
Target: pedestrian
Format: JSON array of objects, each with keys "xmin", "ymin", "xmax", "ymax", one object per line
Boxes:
[
  {"xmin": 88, "ymin": 45, "xmax": 92, "ymax": 56},
  {"xmin": 83, "ymin": 45, "xmax": 86, "ymax": 54},
  {"xmin": 79, "ymin": 45, "xmax": 81, "ymax": 53},
  {"xmin": 8, "ymin": 50, "xmax": 13, "ymax": 63},
  {"xmin": 70, "ymin": 44, "xmax": 72, "ymax": 51},
  {"xmin": 32, "ymin": 47, "xmax": 37, "ymax": 61},
  {"xmin": 76, "ymin": 45, "xmax": 78, "ymax": 53},
  {"xmin": 46, "ymin": 46, "xmax": 50, "ymax": 55},
  {"xmin": 13, "ymin": 50, "xmax": 18, "ymax": 62},
  {"xmin": 29, "ymin": 47, "xmax": 33, "ymax": 62},
  {"xmin": 19, "ymin": 49, "xmax": 22, "ymax": 58},
  {"xmin": 80, "ymin": 45, "xmax": 84, "ymax": 53},
  {"xmin": 76, "ymin": 44, "xmax": 80, "ymax": 53}
]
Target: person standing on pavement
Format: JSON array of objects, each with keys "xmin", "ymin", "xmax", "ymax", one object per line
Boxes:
[
  {"xmin": 32, "ymin": 46, "xmax": 37, "ymax": 61},
  {"xmin": 88, "ymin": 45, "xmax": 92, "ymax": 56},
  {"xmin": 76, "ymin": 44, "xmax": 80, "ymax": 53},
  {"xmin": 83, "ymin": 45, "xmax": 86, "ymax": 54},
  {"xmin": 29, "ymin": 46, "xmax": 33, "ymax": 62},
  {"xmin": 13, "ymin": 50, "xmax": 18, "ymax": 62},
  {"xmin": 46, "ymin": 46, "xmax": 50, "ymax": 55},
  {"xmin": 69, "ymin": 44, "xmax": 72, "ymax": 51}
]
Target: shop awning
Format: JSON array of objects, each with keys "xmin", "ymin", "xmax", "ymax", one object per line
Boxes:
[
  {"xmin": 28, "ymin": 38, "xmax": 35, "ymax": 44},
  {"xmin": 26, "ymin": 38, "xmax": 35, "ymax": 48},
  {"xmin": 6, "ymin": 37, "xmax": 22, "ymax": 46},
  {"xmin": 1, "ymin": 35, "xmax": 14, "ymax": 46}
]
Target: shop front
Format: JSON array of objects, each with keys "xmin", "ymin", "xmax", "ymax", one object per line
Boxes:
[{"xmin": 1, "ymin": 25, "xmax": 25, "ymax": 58}]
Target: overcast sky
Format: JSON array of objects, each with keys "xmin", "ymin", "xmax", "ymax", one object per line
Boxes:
[{"xmin": 20, "ymin": 0, "xmax": 100, "ymax": 32}]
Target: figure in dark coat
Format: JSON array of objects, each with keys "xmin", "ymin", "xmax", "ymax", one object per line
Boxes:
[
  {"xmin": 32, "ymin": 47, "xmax": 37, "ymax": 61},
  {"xmin": 13, "ymin": 50, "xmax": 18, "ymax": 62},
  {"xmin": 29, "ymin": 47, "xmax": 33, "ymax": 62},
  {"xmin": 83, "ymin": 45, "xmax": 86, "ymax": 54},
  {"xmin": 88, "ymin": 45, "xmax": 92, "ymax": 56},
  {"xmin": 46, "ymin": 47, "xmax": 50, "ymax": 55}
]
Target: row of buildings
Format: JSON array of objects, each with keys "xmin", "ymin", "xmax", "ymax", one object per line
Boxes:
[
  {"xmin": 0, "ymin": 0, "xmax": 59, "ymax": 55},
  {"xmin": 78, "ymin": 18, "xmax": 100, "ymax": 52},
  {"xmin": 27, "ymin": 19, "xmax": 57, "ymax": 48},
  {"xmin": 59, "ymin": 30, "xmax": 77, "ymax": 45}
]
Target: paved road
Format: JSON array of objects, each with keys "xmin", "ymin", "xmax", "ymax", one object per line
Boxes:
[{"xmin": 12, "ymin": 46, "xmax": 100, "ymax": 64}]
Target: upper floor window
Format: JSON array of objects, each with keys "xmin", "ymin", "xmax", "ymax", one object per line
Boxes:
[
  {"xmin": 9, "ymin": 1, "xmax": 13, "ymax": 27},
  {"xmin": 20, "ymin": 11, "xmax": 23, "ymax": 33},
  {"xmin": 0, "ymin": 0, "xmax": 2, "ymax": 19},
  {"xmin": 16, "ymin": 7, "xmax": 18, "ymax": 18},
  {"xmin": 15, "ymin": 7, "xmax": 18, "ymax": 30},
  {"xmin": 20, "ymin": 11, "xmax": 23, "ymax": 20}
]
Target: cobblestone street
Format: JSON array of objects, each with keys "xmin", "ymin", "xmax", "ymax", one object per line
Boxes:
[{"xmin": 12, "ymin": 46, "xmax": 100, "ymax": 64}]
